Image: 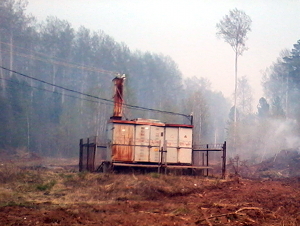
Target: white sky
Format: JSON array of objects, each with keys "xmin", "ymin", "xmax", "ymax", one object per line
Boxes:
[{"xmin": 26, "ymin": 0, "xmax": 300, "ymax": 104}]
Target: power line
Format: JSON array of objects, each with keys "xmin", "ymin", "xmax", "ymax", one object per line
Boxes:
[
  {"xmin": 0, "ymin": 66, "xmax": 191, "ymax": 118},
  {"xmin": 1, "ymin": 76, "xmax": 186, "ymax": 118},
  {"xmin": 0, "ymin": 77, "xmax": 110, "ymax": 105},
  {"xmin": 0, "ymin": 65, "xmax": 113, "ymax": 101}
]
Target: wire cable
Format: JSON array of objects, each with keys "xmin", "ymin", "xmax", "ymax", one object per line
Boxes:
[
  {"xmin": 0, "ymin": 77, "xmax": 111, "ymax": 105},
  {"xmin": 0, "ymin": 65, "xmax": 113, "ymax": 101},
  {"xmin": 0, "ymin": 66, "xmax": 191, "ymax": 118}
]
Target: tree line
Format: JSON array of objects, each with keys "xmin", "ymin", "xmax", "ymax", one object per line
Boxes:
[
  {"xmin": 0, "ymin": 0, "xmax": 230, "ymax": 157},
  {"xmin": 226, "ymin": 40, "xmax": 300, "ymax": 161},
  {"xmin": 2, "ymin": 1, "xmax": 300, "ymax": 162},
  {"xmin": 215, "ymin": 8, "xmax": 300, "ymax": 161}
]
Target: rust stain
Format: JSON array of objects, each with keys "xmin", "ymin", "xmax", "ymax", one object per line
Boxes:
[
  {"xmin": 111, "ymin": 76, "xmax": 125, "ymax": 119},
  {"xmin": 112, "ymin": 145, "xmax": 133, "ymax": 162},
  {"xmin": 112, "ymin": 124, "xmax": 134, "ymax": 162}
]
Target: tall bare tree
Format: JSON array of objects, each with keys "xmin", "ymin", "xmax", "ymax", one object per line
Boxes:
[
  {"xmin": 237, "ymin": 75, "xmax": 253, "ymax": 116},
  {"xmin": 216, "ymin": 8, "xmax": 252, "ymax": 123}
]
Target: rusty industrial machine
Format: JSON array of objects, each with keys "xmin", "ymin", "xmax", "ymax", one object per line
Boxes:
[{"xmin": 79, "ymin": 75, "xmax": 226, "ymax": 177}]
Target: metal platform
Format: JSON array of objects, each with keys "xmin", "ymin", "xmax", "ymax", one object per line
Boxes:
[{"xmin": 112, "ymin": 162, "xmax": 213, "ymax": 170}]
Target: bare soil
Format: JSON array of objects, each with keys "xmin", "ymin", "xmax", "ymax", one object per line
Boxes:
[{"xmin": 1, "ymin": 152, "xmax": 300, "ymax": 225}]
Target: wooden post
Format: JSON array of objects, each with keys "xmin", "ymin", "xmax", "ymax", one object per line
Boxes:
[
  {"xmin": 159, "ymin": 147, "xmax": 163, "ymax": 173},
  {"xmin": 206, "ymin": 150, "xmax": 209, "ymax": 176},
  {"xmin": 222, "ymin": 141, "xmax": 227, "ymax": 179},
  {"xmin": 204, "ymin": 144, "xmax": 208, "ymax": 176},
  {"xmin": 91, "ymin": 141, "xmax": 96, "ymax": 172},
  {"xmin": 79, "ymin": 139, "xmax": 83, "ymax": 172},
  {"xmin": 86, "ymin": 138, "xmax": 90, "ymax": 172}
]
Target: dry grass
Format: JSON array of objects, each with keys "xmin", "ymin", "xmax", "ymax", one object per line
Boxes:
[
  {"xmin": 1, "ymin": 159, "xmax": 300, "ymax": 225},
  {"xmin": 0, "ymin": 163, "xmax": 24, "ymax": 184},
  {"xmin": 0, "ymin": 162, "xmax": 211, "ymax": 207}
]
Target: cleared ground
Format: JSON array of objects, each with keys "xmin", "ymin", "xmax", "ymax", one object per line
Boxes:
[{"xmin": 0, "ymin": 152, "xmax": 300, "ymax": 225}]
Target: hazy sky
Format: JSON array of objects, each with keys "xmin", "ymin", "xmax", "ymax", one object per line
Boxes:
[{"xmin": 26, "ymin": 0, "xmax": 300, "ymax": 104}]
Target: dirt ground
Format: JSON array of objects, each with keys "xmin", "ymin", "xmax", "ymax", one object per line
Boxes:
[{"xmin": 1, "ymin": 151, "xmax": 300, "ymax": 225}]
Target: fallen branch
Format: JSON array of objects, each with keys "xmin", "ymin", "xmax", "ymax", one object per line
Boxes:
[
  {"xmin": 195, "ymin": 207, "xmax": 262, "ymax": 225},
  {"xmin": 213, "ymin": 202, "xmax": 251, "ymax": 208},
  {"xmin": 235, "ymin": 207, "xmax": 262, "ymax": 213},
  {"xmin": 200, "ymin": 208, "xmax": 213, "ymax": 226}
]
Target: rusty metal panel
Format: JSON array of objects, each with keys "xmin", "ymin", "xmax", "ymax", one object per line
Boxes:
[
  {"xmin": 178, "ymin": 127, "xmax": 192, "ymax": 148},
  {"xmin": 111, "ymin": 123, "xmax": 134, "ymax": 162},
  {"xmin": 178, "ymin": 148, "xmax": 192, "ymax": 164},
  {"xmin": 112, "ymin": 124, "xmax": 134, "ymax": 145},
  {"xmin": 112, "ymin": 144, "xmax": 133, "ymax": 162},
  {"xmin": 111, "ymin": 76, "xmax": 125, "ymax": 119}
]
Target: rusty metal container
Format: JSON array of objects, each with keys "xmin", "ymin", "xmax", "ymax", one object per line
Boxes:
[
  {"xmin": 108, "ymin": 119, "xmax": 165, "ymax": 163},
  {"xmin": 107, "ymin": 120, "xmax": 193, "ymax": 165},
  {"xmin": 108, "ymin": 121, "xmax": 134, "ymax": 162}
]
